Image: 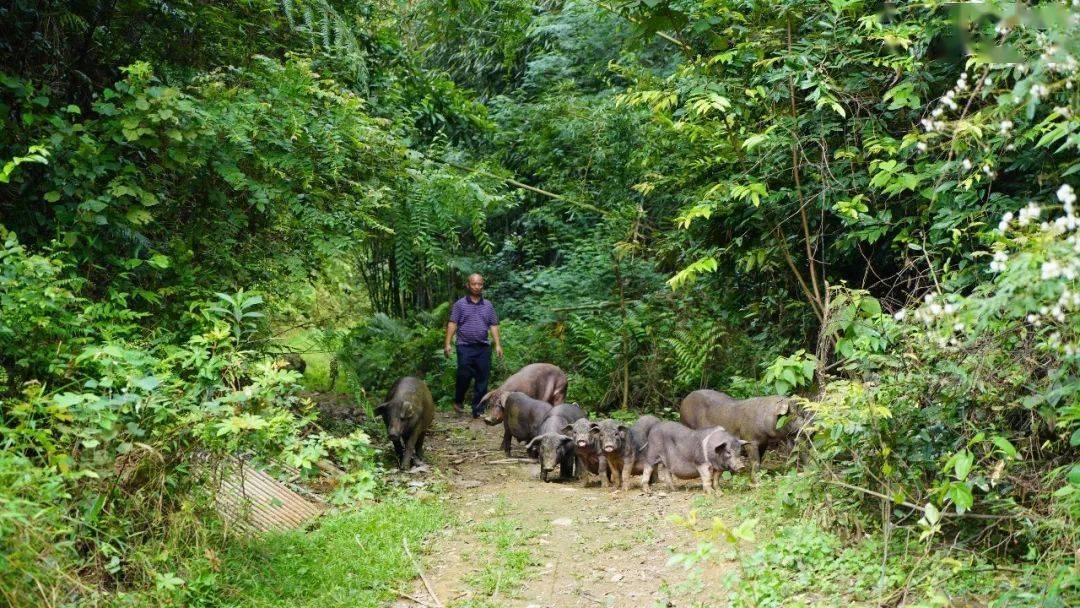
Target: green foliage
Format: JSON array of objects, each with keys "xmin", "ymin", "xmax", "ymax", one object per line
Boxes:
[
  {"xmin": 761, "ymin": 349, "xmax": 816, "ymax": 396},
  {"xmin": 210, "ymin": 497, "xmax": 445, "ymax": 608},
  {"xmin": 0, "ymin": 230, "xmax": 380, "ymax": 604}
]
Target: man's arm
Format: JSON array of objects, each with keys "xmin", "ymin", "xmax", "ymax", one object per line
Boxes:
[
  {"xmin": 491, "ymin": 324, "xmax": 503, "ymax": 358},
  {"xmin": 444, "ymin": 321, "xmax": 458, "ymax": 358}
]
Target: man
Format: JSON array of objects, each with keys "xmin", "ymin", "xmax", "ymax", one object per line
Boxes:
[{"xmin": 444, "ymin": 273, "xmax": 504, "ymax": 417}]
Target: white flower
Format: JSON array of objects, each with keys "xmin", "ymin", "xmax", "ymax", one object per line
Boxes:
[
  {"xmin": 1026, "ymin": 313, "xmax": 1039, "ymax": 324},
  {"xmin": 1031, "ymin": 84, "xmax": 1049, "ymax": 98},
  {"xmin": 943, "ymin": 303, "xmax": 956, "ymax": 315},
  {"xmin": 916, "ymin": 142, "xmax": 928, "ymax": 153},
  {"xmin": 989, "ymin": 250, "xmax": 1009, "ymax": 272},
  {"xmin": 962, "ymin": 158, "xmax": 973, "ymax": 171},
  {"xmin": 930, "ymin": 303, "xmax": 943, "ymax": 316},
  {"xmin": 999, "ymin": 119, "xmax": 1013, "ymax": 134},
  {"xmin": 1057, "ymin": 184, "xmax": 1076, "ymax": 206},
  {"xmin": 998, "ymin": 211, "xmax": 1014, "ymax": 233},
  {"xmin": 953, "ymin": 322, "xmax": 965, "ymax": 332},
  {"xmin": 982, "ymin": 164, "xmax": 992, "ymax": 175},
  {"xmin": 1018, "ymin": 202, "xmax": 1042, "ymax": 227},
  {"xmin": 894, "ymin": 309, "xmax": 907, "ymax": 321}
]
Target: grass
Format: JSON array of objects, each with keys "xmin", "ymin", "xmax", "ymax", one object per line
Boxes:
[{"xmin": 214, "ymin": 496, "xmax": 446, "ymax": 608}]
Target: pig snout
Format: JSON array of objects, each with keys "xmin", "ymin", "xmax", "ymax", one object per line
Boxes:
[
  {"xmin": 576, "ymin": 439, "xmax": 587, "ymax": 448},
  {"xmin": 602, "ymin": 443, "xmax": 616, "ymax": 453}
]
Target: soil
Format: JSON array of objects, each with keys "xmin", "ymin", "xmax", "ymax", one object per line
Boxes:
[{"xmin": 392, "ymin": 411, "xmax": 742, "ymax": 608}]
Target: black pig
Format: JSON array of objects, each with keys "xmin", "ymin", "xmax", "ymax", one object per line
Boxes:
[
  {"xmin": 483, "ymin": 391, "xmax": 552, "ymax": 456},
  {"xmin": 640, "ymin": 422, "xmax": 746, "ymax": 494},
  {"xmin": 595, "ymin": 415, "xmax": 660, "ymax": 490},
  {"xmin": 526, "ymin": 403, "xmax": 586, "ymax": 481},
  {"xmin": 375, "ymin": 376, "xmax": 434, "ymax": 470}
]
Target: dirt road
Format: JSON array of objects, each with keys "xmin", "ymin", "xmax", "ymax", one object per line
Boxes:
[{"xmin": 393, "ymin": 412, "xmax": 743, "ymax": 608}]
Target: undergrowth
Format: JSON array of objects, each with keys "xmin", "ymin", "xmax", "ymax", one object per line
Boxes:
[
  {"xmin": 212, "ymin": 496, "xmax": 444, "ymax": 608},
  {"xmin": 670, "ymin": 471, "xmax": 1078, "ymax": 607}
]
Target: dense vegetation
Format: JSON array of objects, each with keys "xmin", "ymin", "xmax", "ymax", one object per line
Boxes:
[{"xmin": 2, "ymin": 0, "xmax": 1077, "ymax": 606}]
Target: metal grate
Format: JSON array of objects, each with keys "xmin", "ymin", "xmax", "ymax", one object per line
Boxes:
[{"xmin": 216, "ymin": 461, "xmax": 326, "ymax": 532}]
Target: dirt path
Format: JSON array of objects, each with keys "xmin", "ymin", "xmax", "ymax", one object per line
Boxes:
[{"xmin": 393, "ymin": 412, "xmax": 741, "ymax": 608}]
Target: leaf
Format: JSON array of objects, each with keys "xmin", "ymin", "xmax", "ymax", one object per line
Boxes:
[
  {"xmin": 950, "ymin": 483, "xmax": 974, "ymax": 514},
  {"xmin": 953, "ymin": 449, "xmax": 973, "ymax": 481},
  {"xmin": 923, "ymin": 502, "xmax": 940, "ymax": 525},
  {"xmin": 991, "ymin": 436, "xmax": 1019, "ymax": 459}
]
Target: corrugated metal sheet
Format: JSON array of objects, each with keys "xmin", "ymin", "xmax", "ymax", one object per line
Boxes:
[{"xmin": 216, "ymin": 461, "xmax": 326, "ymax": 532}]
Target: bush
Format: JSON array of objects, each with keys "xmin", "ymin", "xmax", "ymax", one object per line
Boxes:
[
  {"xmin": 810, "ymin": 194, "xmax": 1080, "ymax": 561},
  {"xmin": 0, "ymin": 231, "xmax": 377, "ymax": 605}
]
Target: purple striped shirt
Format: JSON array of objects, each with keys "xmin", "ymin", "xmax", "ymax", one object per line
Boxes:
[{"xmin": 450, "ymin": 296, "xmax": 499, "ymax": 345}]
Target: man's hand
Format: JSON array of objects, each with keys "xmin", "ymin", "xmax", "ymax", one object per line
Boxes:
[
  {"xmin": 495, "ymin": 344, "xmax": 504, "ymax": 358},
  {"xmin": 444, "ymin": 344, "xmax": 452, "ymax": 358}
]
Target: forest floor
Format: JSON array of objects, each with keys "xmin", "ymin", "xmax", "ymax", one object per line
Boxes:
[{"xmin": 392, "ymin": 411, "xmax": 765, "ymax": 608}]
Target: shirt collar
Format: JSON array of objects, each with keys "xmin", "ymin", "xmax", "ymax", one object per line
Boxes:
[{"xmin": 466, "ymin": 294, "xmax": 484, "ymax": 304}]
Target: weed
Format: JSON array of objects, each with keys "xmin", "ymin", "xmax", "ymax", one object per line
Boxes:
[{"xmin": 213, "ymin": 496, "xmax": 446, "ymax": 608}]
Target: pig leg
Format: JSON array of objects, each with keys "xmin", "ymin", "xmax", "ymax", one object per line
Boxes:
[
  {"xmin": 578, "ymin": 456, "xmax": 591, "ymax": 486},
  {"xmin": 745, "ymin": 442, "xmax": 761, "ymax": 482},
  {"xmin": 414, "ymin": 434, "xmax": 426, "ymax": 464},
  {"xmin": 698, "ymin": 464, "xmax": 713, "ymax": 492},
  {"xmin": 560, "ymin": 454, "xmax": 575, "ymax": 480},
  {"xmin": 640, "ymin": 462, "xmax": 654, "ymax": 495},
  {"xmin": 391, "ymin": 437, "xmax": 404, "ymax": 465},
  {"xmin": 402, "ymin": 428, "xmax": 422, "ymax": 470},
  {"xmin": 620, "ymin": 453, "xmax": 635, "ymax": 491},
  {"xmin": 658, "ymin": 463, "xmax": 676, "ymax": 492},
  {"xmin": 501, "ymin": 424, "xmax": 512, "ymax": 457},
  {"xmin": 597, "ymin": 455, "xmax": 609, "ymax": 488}
]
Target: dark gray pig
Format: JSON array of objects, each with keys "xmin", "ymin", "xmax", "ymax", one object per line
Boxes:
[
  {"xmin": 526, "ymin": 403, "xmax": 586, "ymax": 482},
  {"xmin": 478, "ymin": 363, "xmax": 568, "ymax": 411},
  {"xmin": 482, "ymin": 391, "xmax": 552, "ymax": 456},
  {"xmin": 562, "ymin": 418, "xmax": 610, "ymax": 487},
  {"xmin": 374, "ymin": 376, "xmax": 434, "ymax": 470},
  {"xmin": 595, "ymin": 415, "xmax": 661, "ymax": 490},
  {"xmin": 679, "ymin": 391, "xmax": 806, "ymax": 480},
  {"xmin": 640, "ymin": 422, "xmax": 746, "ymax": 494}
]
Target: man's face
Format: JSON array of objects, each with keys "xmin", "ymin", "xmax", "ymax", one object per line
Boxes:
[{"xmin": 468, "ymin": 275, "xmax": 484, "ymax": 296}]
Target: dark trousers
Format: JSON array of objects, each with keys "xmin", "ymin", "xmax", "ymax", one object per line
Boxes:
[{"xmin": 454, "ymin": 343, "xmax": 492, "ymax": 416}]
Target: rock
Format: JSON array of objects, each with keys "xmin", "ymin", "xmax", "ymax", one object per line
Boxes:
[
  {"xmin": 610, "ymin": 572, "xmax": 624, "ymax": 582},
  {"xmin": 551, "ymin": 517, "xmax": 573, "ymax": 527}
]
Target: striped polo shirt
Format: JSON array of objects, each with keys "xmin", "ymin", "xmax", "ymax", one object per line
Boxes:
[{"xmin": 450, "ymin": 296, "xmax": 499, "ymax": 346}]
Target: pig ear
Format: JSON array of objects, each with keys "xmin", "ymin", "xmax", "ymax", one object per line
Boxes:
[
  {"xmin": 479, "ymin": 391, "xmax": 495, "ymax": 405},
  {"xmin": 776, "ymin": 399, "xmax": 790, "ymax": 416},
  {"xmin": 373, "ymin": 402, "xmax": 390, "ymax": 414},
  {"xmin": 715, "ymin": 442, "xmax": 734, "ymax": 455},
  {"xmin": 525, "ymin": 436, "xmax": 541, "ymax": 453},
  {"xmin": 561, "ymin": 424, "xmax": 574, "ymax": 435},
  {"xmin": 589, "ymin": 425, "xmax": 600, "ymax": 435}
]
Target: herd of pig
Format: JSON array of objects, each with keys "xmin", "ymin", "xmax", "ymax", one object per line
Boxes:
[{"xmin": 374, "ymin": 363, "xmax": 808, "ymax": 493}]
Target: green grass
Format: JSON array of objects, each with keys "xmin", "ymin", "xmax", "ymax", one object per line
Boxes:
[{"xmin": 215, "ymin": 496, "xmax": 446, "ymax": 608}]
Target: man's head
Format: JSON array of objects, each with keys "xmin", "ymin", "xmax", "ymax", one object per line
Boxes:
[{"xmin": 467, "ymin": 273, "xmax": 484, "ymax": 298}]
